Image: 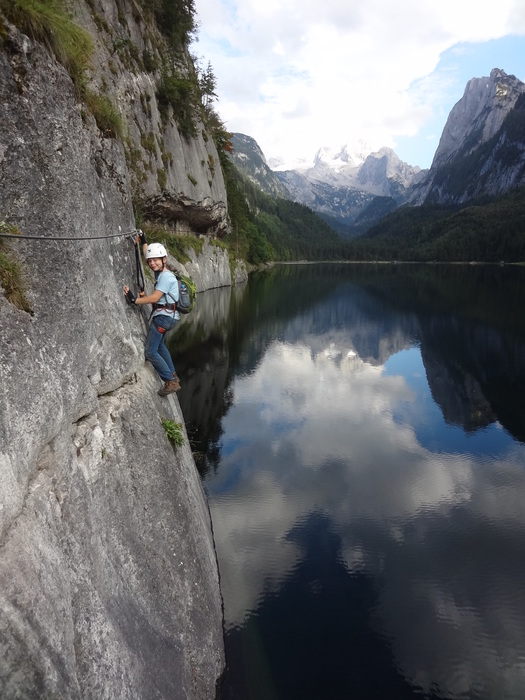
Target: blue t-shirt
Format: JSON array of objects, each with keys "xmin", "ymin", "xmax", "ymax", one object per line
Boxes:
[{"xmin": 152, "ymin": 269, "xmax": 180, "ymax": 320}]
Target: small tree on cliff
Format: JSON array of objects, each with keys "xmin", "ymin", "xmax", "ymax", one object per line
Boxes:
[{"xmin": 199, "ymin": 61, "xmax": 218, "ymax": 110}]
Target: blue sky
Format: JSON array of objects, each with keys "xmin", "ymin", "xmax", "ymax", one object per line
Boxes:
[{"xmin": 192, "ymin": 0, "xmax": 525, "ymax": 170}]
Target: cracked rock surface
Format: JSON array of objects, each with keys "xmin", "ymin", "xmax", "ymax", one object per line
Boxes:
[{"xmin": 0, "ymin": 14, "xmax": 225, "ymax": 699}]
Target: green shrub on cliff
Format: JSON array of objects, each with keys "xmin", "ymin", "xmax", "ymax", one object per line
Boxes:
[
  {"xmin": 157, "ymin": 69, "xmax": 199, "ymax": 137},
  {"xmin": 162, "ymin": 419, "xmax": 184, "ymax": 446},
  {"xmin": 83, "ymin": 89, "xmax": 125, "ymax": 139},
  {"xmin": 142, "ymin": 0, "xmax": 197, "ymax": 50}
]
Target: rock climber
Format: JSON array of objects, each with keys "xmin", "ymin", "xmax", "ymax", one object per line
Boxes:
[{"xmin": 124, "ymin": 234, "xmax": 181, "ymax": 396}]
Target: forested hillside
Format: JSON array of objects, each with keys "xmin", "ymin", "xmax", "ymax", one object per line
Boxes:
[
  {"xmin": 346, "ymin": 187, "xmax": 525, "ymax": 262},
  {"xmin": 223, "ymin": 155, "xmax": 525, "ymax": 263},
  {"xmin": 222, "ymin": 157, "xmax": 351, "ymax": 262}
]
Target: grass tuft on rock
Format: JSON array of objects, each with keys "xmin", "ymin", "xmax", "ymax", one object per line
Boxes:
[
  {"xmin": 0, "ymin": 220, "xmax": 32, "ymax": 314},
  {"xmin": 83, "ymin": 89, "xmax": 125, "ymax": 139},
  {"xmin": 0, "ymin": 0, "xmax": 93, "ymax": 88},
  {"xmin": 1, "ymin": 0, "xmax": 125, "ymax": 140}
]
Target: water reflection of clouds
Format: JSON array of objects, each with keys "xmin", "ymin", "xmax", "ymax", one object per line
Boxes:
[{"xmin": 209, "ymin": 339, "xmax": 525, "ymax": 696}]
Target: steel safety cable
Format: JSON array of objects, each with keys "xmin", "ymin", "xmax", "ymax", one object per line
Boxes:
[{"xmin": 0, "ymin": 228, "xmax": 139, "ymax": 241}]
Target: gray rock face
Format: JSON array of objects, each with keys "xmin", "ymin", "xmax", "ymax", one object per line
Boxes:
[
  {"xmin": 431, "ymin": 68, "xmax": 525, "ymax": 169},
  {"xmin": 143, "ymin": 193, "xmax": 228, "ymax": 238},
  {"xmin": 0, "ymin": 11, "xmax": 225, "ymax": 700},
  {"xmin": 230, "ymin": 133, "xmax": 289, "ymax": 198},
  {"xmin": 0, "ymin": 375, "xmax": 224, "ymax": 700},
  {"xmin": 410, "ymin": 69, "xmax": 525, "ymax": 205},
  {"xmin": 357, "ymin": 148, "xmax": 423, "ymax": 198},
  {"xmin": 78, "ymin": 0, "xmax": 228, "ymax": 234},
  {"xmin": 274, "ymin": 169, "xmax": 377, "ymax": 228},
  {"xmin": 176, "ymin": 239, "xmax": 247, "ymax": 292}
]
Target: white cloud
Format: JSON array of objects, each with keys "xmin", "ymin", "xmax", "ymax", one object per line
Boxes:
[
  {"xmin": 193, "ymin": 0, "xmax": 525, "ymax": 167},
  {"xmin": 207, "ymin": 338, "xmax": 525, "ymax": 695},
  {"xmin": 210, "ymin": 340, "xmax": 474, "ymax": 625}
]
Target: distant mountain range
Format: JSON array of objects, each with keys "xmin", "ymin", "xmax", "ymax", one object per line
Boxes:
[
  {"xmin": 231, "ymin": 68, "xmax": 525, "ymax": 238},
  {"xmin": 230, "ymin": 134, "xmax": 423, "ymax": 236}
]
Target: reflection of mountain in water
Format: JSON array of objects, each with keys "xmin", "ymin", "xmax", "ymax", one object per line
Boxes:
[
  {"xmin": 292, "ymin": 288, "xmax": 417, "ymax": 366},
  {"xmin": 174, "ymin": 264, "xmax": 525, "ymax": 447},
  {"xmin": 280, "ymin": 270, "xmax": 525, "ymax": 442},
  {"xmin": 420, "ymin": 316, "xmax": 525, "ymax": 438},
  {"xmin": 423, "ymin": 351, "xmax": 495, "ymax": 431}
]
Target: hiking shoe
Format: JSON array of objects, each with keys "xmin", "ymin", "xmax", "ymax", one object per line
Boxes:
[{"xmin": 158, "ymin": 378, "xmax": 181, "ymax": 396}]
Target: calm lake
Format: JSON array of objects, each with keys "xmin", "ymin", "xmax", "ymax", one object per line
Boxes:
[{"xmin": 170, "ymin": 263, "xmax": 525, "ymax": 700}]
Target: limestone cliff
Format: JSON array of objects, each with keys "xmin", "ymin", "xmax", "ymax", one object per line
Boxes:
[
  {"xmin": 0, "ymin": 1, "xmax": 234, "ymax": 697},
  {"xmin": 409, "ymin": 69, "xmax": 525, "ymax": 205},
  {"xmin": 77, "ymin": 0, "xmax": 228, "ymax": 236}
]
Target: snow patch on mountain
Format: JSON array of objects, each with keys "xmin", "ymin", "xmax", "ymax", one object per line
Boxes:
[
  {"xmin": 269, "ymin": 139, "xmax": 376, "ymax": 174},
  {"xmin": 276, "ymin": 142, "xmax": 422, "ymax": 200}
]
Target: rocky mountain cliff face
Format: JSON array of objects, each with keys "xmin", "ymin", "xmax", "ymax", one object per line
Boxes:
[
  {"xmin": 0, "ymin": 1, "xmax": 232, "ymax": 697},
  {"xmin": 277, "ymin": 69, "xmax": 525, "ymax": 222},
  {"xmin": 410, "ymin": 68, "xmax": 525, "ymax": 205},
  {"xmin": 230, "ymin": 133, "xmax": 289, "ymax": 197},
  {"xmin": 87, "ymin": 2, "xmax": 228, "ymax": 236}
]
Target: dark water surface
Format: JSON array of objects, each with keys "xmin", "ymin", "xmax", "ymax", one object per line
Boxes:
[{"xmin": 171, "ymin": 263, "xmax": 525, "ymax": 700}]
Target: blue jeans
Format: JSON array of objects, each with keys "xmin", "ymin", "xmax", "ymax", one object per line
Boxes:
[{"xmin": 144, "ymin": 314, "xmax": 178, "ymax": 381}]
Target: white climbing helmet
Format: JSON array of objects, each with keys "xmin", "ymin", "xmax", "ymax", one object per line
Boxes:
[{"xmin": 144, "ymin": 242, "xmax": 167, "ymax": 259}]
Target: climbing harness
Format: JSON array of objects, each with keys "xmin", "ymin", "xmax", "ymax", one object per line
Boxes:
[
  {"xmin": 153, "ymin": 302, "xmax": 177, "ymax": 312},
  {"xmin": 150, "ymin": 269, "xmax": 178, "ymax": 318}
]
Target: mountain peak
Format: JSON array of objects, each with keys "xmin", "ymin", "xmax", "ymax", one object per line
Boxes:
[
  {"xmin": 313, "ymin": 140, "xmax": 376, "ymax": 170},
  {"xmin": 431, "ymin": 68, "xmax": 525, "ymax": 169},
  {"xmin": 408, "ymin": 68, "xmax": 525, "ymax": 205}
]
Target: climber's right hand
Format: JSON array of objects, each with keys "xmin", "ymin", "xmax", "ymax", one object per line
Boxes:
[{"xmin": 124, "ymin": 287, "xmax": 137, "ymax": 305}]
